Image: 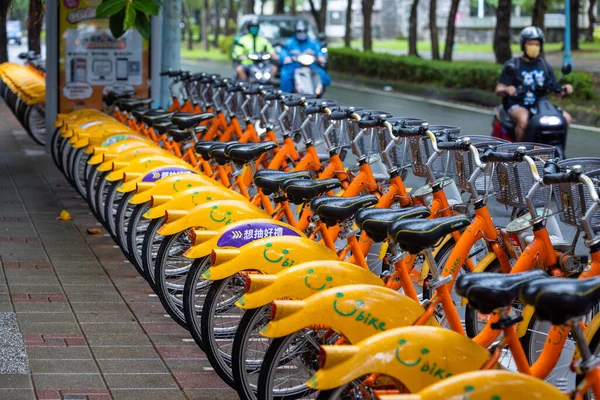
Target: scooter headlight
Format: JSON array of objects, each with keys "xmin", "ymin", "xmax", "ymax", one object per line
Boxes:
[
  {"xmin": 263, "ymin": 72, "xmax": 271, "ymax": 80},
  {"xmin": 255, "ymin": 72, "xmax": 263, "ymax": 80},
  {"xmin": 540, "ymin": 116, "xmax": 562, "ymax": 126}
]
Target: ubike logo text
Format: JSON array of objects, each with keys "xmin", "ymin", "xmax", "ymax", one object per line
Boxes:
[
  {"xmin": 394, "ymin": 338, "xmax": 453, "ymax": 380},
  {"xmin": 332, "ymin": 292, "xmax": 386, "ymax": 331}
]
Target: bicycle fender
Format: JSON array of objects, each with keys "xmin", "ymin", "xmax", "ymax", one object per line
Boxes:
[
  {"xmin": 118, "ymin": 165, "xmax": 198, "ymax": 193},
  {"xmin": 106, "ymin": 155, "xmax": 184, "ymax": 180},
  {"xmin": 203, "ymin": 236, "xmax": 337, "ymax": 281},
  {"xmin": 157, "ymin": 199, "xmax": 268, "ymax": 236},
  {"xmin": 309, "ymin": 326, "xmax": 490, "ymax": 392},
  {"xmin": 87, "ymin": 138, "xmax": 150, "ymax": 162},
  {"xmin": 82, "ymin": 132, "xmax": 146, "ymax": 153},
  {"xmin": 130, "ymin": 175, "xmax": 220, "ymax": 204},
  {"xmin": 260, "ymin": 285, "xmax": 438, "ymax": 342},
  {"xmin": 144, "ymin": 186, "xmax": 246, "ymax": 219},
  {"xmin": 420, "ymin": 233, "xmax": 453, "ymax": 281},
  {"xmin": 183, "ymin": 219, "xmax": 304, "ymax": 259},
  {"xmin": 97, "ymin": 148, "xmax": 168, "ymax": 173},
  {"xmin": 237, "ymin": 261, "xmax": 384, "ymax": 309},
  {"xmin": 378, "ymin": 370, "xmax": 565, "ymax": 400}
]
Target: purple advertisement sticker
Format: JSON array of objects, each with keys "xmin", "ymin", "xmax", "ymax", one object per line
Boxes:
[
  {"xmin": 141, "ymin": 167, "xmax": 197, "ymax": 183},
  {"xmin": 216, "ymin": 222, "xmax": 300, "ymax": 248}
]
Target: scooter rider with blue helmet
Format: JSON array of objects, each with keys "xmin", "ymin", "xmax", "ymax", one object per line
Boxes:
[{"xmin": 279, "ymin": 21, "xmax": 331, "ymax": 93}]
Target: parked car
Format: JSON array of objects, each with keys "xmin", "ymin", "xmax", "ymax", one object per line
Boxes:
[{"xmin": 7, "ymin": 20, "xmax": 23, "ymax": 45}]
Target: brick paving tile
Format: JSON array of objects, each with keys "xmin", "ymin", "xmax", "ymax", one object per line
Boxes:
[{"xmin": 0, "ymin": 103, "xmax": 237, "ymax": 399}]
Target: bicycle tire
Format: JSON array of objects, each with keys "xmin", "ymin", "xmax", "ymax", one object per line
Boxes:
[
  {"xmin": 153, "ymin": 231, "xmax": 194, "ymax": 327},
  {"xmin": 232, "ymin": 305, "xmax": 272, "ymax": 400},
  {"xmin": 94, "ymin": 174, "xmax": 112, "ymax": 227},
  {"xmin": 115, "ymin": 191, "xmax": 136, "ymax": 261},
  {"xmin": 126, "ymin": 203, "xmax": 151, "ymax": 278},
  {"xmin": 181, "ymin": 256, "xmax": 212, "ymax": 350},
  {"xmin": 103, "ymin": 180, "xmax": 124, "ymax": 240},
  {"xmin": 141, "ymin": 217, "xmax": 165, "ymax": 289},
  {"xmin": 50, "ymin": 127, "xmax": 64, "ymax": 172},
  {"xmin": 86, "ymin": 168, "xmax": 104, "ymax": 220},
  {"xmin": 69, "ymin": 147, "xmax": 90, "ymax": 199}
]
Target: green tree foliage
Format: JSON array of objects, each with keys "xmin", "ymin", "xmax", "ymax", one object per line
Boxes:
[{"xmin": 95, "ymin": 0, "xmax": 162, "ymax": 39}]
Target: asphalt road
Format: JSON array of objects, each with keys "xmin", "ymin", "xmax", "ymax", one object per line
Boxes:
[{"xmin": 182, "ymin": 59, "xmax": 599, "ymax": 158}]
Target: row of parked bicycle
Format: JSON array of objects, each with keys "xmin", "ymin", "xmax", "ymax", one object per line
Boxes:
[
  {"xmin": 48, "ymin": 71, "xmax": 600, "ymax": 399},
  {"xmin": 0, "ymin": 54, "xmax": 46, "ymax": 144}
]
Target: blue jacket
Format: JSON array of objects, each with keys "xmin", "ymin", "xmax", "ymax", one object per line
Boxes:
[{"xmin": 279, "ymin": 37, "xmax": 325, "ymax": 60}]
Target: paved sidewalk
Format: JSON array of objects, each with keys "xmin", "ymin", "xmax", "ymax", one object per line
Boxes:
[{"xmin": 0, "ymin": 102, "xmax": 237, "ymax": 399}]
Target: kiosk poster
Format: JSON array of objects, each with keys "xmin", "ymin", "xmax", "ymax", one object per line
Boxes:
[{"xmin": 58, "ymin": 0, "xmax": 150, "ymax": 112}]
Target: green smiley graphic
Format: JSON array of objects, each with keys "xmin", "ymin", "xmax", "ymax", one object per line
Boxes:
[
  {"xmin": 394, "ymin": 339, "xmax": 430, "ymax": 367},
  {"xmin": 263, "ymin": 242, "xmax": 289, "ymax": 263},
  {"xmin": 332, "ymin": 292, "xmax": 364, "ymax": 317},
  {"xmin": 303, "ymin": 268, "xmax": 333, "ymax": 291},
  {"xmin": 209, "ymin": 205, "xmax": 232, "ymax": 223}
]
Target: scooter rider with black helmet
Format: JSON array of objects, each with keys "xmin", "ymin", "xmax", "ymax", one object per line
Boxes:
[{"xmin": 494, "ymin": 26, "xmax": 573, "ymax": 142}]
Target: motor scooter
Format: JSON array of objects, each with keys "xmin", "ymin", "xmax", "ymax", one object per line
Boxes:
[{"xmin": 492, "ymin": 63, "xmax": 572, "ymax": 159}]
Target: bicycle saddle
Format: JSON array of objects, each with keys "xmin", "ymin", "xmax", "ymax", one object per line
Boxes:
[
  {"xmin": 280, "ymin": 178, "xmax": 342, "ymax": 205},
  {"xmin": 455, "ymin": 270, "xmax": 547, "ymax": 315},
  {"xmin": 131, "ymin": 108, "xmax": 150, "ymax": 123},
  {"xmin": 225, "ymin": 141, "xmax": 278, "ymax": 164},
  {"xmin": 520, "ymin": 276, "xmax": 600, "ymax": 325},
  {"xmin": 117, "ymin": 98, "xmax": 153, "ymax": 112},
  {"xmin": 311, "ymin": 195, "xmax": 379, "ymax": 226},
  {"xmin": 209, "ymin": 142, "xmax": 244, "ymax": 165},
  {"xmin": 388, "ymin": 215, "xmax": 471, "ymax": 254},
  {"xmin": 104, "ymin": 91, "xmax": 135, "ymax": 106},
  {"xmin": 253, "ymin": 169, "xmax": 311, "ymax": 195},
  {"xmin": 152, "ymin": 121, "xmax": 176, "ymax": 135},
  {"xmin": 195, "ymin": 141, "xmax": 223, "ymax": 160},
  {"xmin": 355, "ymin": 206, "xmax": 431, "ymax": 243},
  {"xmin": 167, "ymin": 129, "xmax": 193, "ymax": 143},
  {"xmin": 171, "ymin": 113, "xmax": 214, "ymax": 130},
  {"xmin": 143, "ymin": 111, "xmax": 174, "ymax": 126}
]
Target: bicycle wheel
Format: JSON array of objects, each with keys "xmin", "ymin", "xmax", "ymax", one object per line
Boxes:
[
  {"xmin": 114, "ymin": 192, "xmax": 135, "ymax": 260},
  {"xmin": 181, "ymin": 256, "xmax": 212, "ymax": 350},
  {"xmin": 153, "ymin": 230, "xmax": 195, "ymax": 327},
  {"xmin": 94, "ymin": 174, "xmax": 113, "ymax": 226},
  {"xmin": 103, "ymin": 181, "xmax": 124, "ymax": 240},
  {"xmin": 316, "ymin": 378, "xmax": 380, "ymax": 400},
  {"xmin": 232, "ymin": 305, "xmax": 272, "ymax": 400},
  {"xmin": 126, "ymin": 203, "xmax": 151, "ymax": 278},
  {"xmin": 50, "ymin": 127, "xmax": 64, "ymax": 172},
  {"xmin": 141, "ymin": 217, "xmax": 166, "ymax": 288},
  {"xmin": 524, "ymin": 304, "xmax": 600, "ymax": 392},
  {"xmin": 68, "ymin": 147, "xmax": 90, "ymax": 199},
  {"xmin": 59, "ymin": 137, "xmax": 73, "ymax": 181},
  {"xmin": 25, "ymin": 104, "xmax": 46, "ymax": 146},
  {"xmin": 86, "ymin": 168, "xmax": 104, "ymax": 220},
  {"xmin": 200, "ymin": 274, "xmax": 247, "ymax": 388},
  {"xmin": 257, "ymin": 329, "xmax": 333, "ymax": 400}
]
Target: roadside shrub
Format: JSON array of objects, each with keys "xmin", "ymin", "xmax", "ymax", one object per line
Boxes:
[
  {"xmin": 218, "ymin": 35, "xmax": 235, "ymax": 56},
  {"xmin": 328, "ymin": 48, "xmax": 595, "ymax": 102}
]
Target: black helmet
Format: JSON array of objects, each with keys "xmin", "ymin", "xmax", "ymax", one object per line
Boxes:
[{"xmin": 519, "ymin": 26, "xmax": 545, "ymax": 51}]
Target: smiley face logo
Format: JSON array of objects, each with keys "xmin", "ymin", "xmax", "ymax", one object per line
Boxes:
[
  {"xmin": 395, "ymin": 338, "xmax": 430, "ymax": 367},
  {"xmin": 263, "ymin": 242, "xmax": 289, "ymax": 263},
  {"xmin": 192, "ymin": 193, "xmax": 212, "ymax": 206},
  {"xmin": 332, "ymin": 292, "xmax": 364, "ymax": 317},
  {"xmin": 209, "ymin": 205, "xmax": 232, "ymax": 223},
  {"xmin": 304, "ymin": 268, "xmax": 333, "ymax": 291}
]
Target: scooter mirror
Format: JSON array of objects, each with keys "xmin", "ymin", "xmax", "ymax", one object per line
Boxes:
[{"xmin": 561, "ymin": 63, "xmax": 572, "ymax": 76}]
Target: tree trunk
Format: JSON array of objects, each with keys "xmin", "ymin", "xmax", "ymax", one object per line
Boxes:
[
  {"xmin": 442, "ymin": 0, "xmax": 460, "ymax": 60},
  {"xmin": 245, "ymin": 0, "xmax": 255, "ymax": 14},
  {"xmin": 570, "ymin": 0, "xmax": 580, "ymax": 49},
  {"xmin": 344, "ymin": 0, "xmax": 352, "ymax": 47},
  {"xmin": 531, "ymin": 0, "xmax": 547, "ymax": 30},
  {"xmin": 0, "ymin": 0, "xmax": 11, "ymax": 63},
  {"xmin": 408, "ymin": 0, "xmax": 420, "ymax": 57},
  {"xmin": 429, "ymin": 0, "xmax": 440, "ymax": 59},
  {"xmin": 194, "ymin": 9, "xmax": 202, "ymax": 42},
  {"xmin": 225, "ymin": 0, "xmax": 235, "ymax": 35},
  {"xmin": 307, "ymin": 0, "xmax": 327, "ymax": 33},
  {"xmin": 585, "ymin": 0, "xmax": 596, "ymax": 41},
  {"xmin": 203, "ymin": 0, "xmax": 210, "ymax": 51},
  {"xmin": 274, "ymin": 0, "xmax": 285, "ymax": 14},
  {"xmin": 214, "ymin": 0, "xmax": 221, "ymax": 47},
  {"xmin": 182, "ymin": 0, "xmax": 193, "ymax": 50},
  {"xmin": 291, "ymin": 0, "xmax": 296, "ymax": 14},
  {"xmin": 493, "ymin": 0, "xmax": 512, "ymax": 63},
  {"xmin": 362, "ymin": 0, "xmax": 375, "ymax": 51},
  {"xmin": 28, "ymin": 0, "xmax": 43, "ymax": 54}
]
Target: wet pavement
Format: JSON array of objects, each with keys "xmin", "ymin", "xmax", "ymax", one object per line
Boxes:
[{"xmin": 0, "ymin": 102, "xmax": 236, "ymax": 399}]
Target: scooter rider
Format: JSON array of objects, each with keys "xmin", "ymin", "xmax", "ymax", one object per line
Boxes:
[
  {"xmin": 233, "ymin": 18, "xmax": 278, "ymax": 81},
  {"xmin": 495, "ymin": 26, "xmax": 573, "ymax": 142},
  {"xmin": 279, "ymin": 21, "xmax": 331, "ymax": 93}
]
